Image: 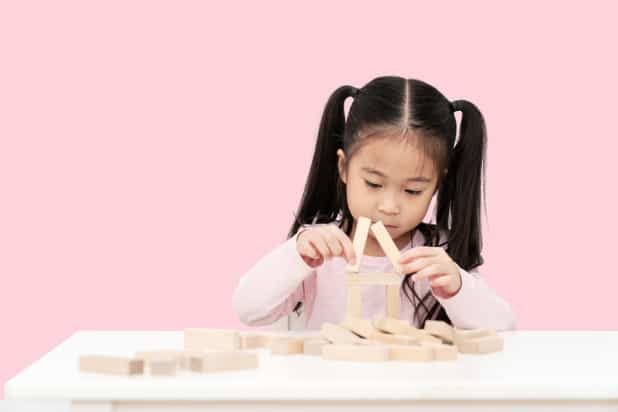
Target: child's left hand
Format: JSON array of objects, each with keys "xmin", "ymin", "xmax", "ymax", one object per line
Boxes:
[{"xmin": 398, "ymin": 246, "xmax": 462, "ymax": 299}]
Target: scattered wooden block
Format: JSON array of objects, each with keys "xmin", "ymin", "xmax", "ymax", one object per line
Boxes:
[
  {"xmin": 370, "ymin": 221, "xmax": 403, "ymax": 274},
  {"xmin": 420, "ymin": 342, "xmax": 458, "ymax": 361},
  {"xmin": 149, "ymin": 358, "xmax": 177, "ymax": 376},
  {"xmin": 189, "ymin": 351, "xmax": 258, "ymax": 372},
  {"xmin": 240, "ymin": 333, "xmax": 268, "ymax": 349},
  {"xmin": 457, "ymin": 334, "xmax": 504, "ymax": 354},
  {"xmin": 346, "ymin": 216, "xmax": 371, "ymax": 272},
  {"xmin": 303, "ymin": 338, "xmax": 329, "ymax": 356},
  {"xmin": 346, "ymin": 272, "xmax": 401, "ymax": 286},
  {"xmin": 184, "ymin": 328, "xmax": 240, "ymax": 351},
  {"xmin": 79, "ymin": 355, "xmax": 144, "ymax": 375},
  {"xmin": 321, "ymin": 322, "xmax": 375, "ymax": 345},
  {"xmin": 322, "ymin": 344, "xmax": 388, "ymax": 362},
  {"xmin": 424, "ymin": 320, "xmax": 455, "ymax": 343},
  {"xmin": 453, "ymin": 328, "xmax": 496, "ymax": 346},
  {"xmin": 270, "ymin": 337, "xmax": 305, "ymax": 355},
  {"xmin": 373, "ymin": 316, "xmax": 442, "ymax": 344},
  {"xmin": 388, "ymin": 344, "xmax": 433, "ymax": 362},
  {"xmin": 343, "ymin": 317, "xmax": 417, "ymax": 345}
]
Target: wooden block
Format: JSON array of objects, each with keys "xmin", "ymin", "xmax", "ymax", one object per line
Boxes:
[
  {"xmin": 370, "ymin": 221, "xmax": 402, "ymax": 274},
  {"xmin": 420, "ymin": 342, "xmax": 458, "ymax": 361},
  {"xmin": 240, "ymin": 333, "xmax": 268, "ymax": 349},
  {"xmin": 373, "ymin": 316, "xmax": 442, "ymax": 344},
  {"xmin": 79, "ymin": 355, "xmax": 144, "ymax": 375},
  {"xmin": 346, "ymin": 272, "xmax": 401, "ymax": 286},
  {"xmin": 149, "ymin": 358, "xmax": 177, "ymax": 376},
  {"xmin": 424, "ymin": 320, "xmax": 455, "ymax": 343},
  {"xmin": 270, "ymin": 337, "xmax": 304, "ymax": 355},
  {"xmin": 347, "ymin": 284, "xmax": 362, "ymax": 318},
  {"xmin": 388, "ymin": 344, "xmax": 433, "ymax": 362},
  {"xmin": 453, "ymin": 328, "xmax": 496, "ymax": 346},
  {"xmin": 342, "ymin": 317, "xmax": 416, "ymax": 345},
  {"xmin": 303, "ymin": 338, "xmax": 329, "ymax": 356},
  {"xmin": 386, "ymin": 284, "xmax": 400, "ymax": 318},
  {"xmin": 457, "ymin": 334, "xmax": 504, "ymax": 354},
  {"xmin": 320, "ymin": 322, "xmax": 374, "ymax": 345},
  {"xmin": 184, "ymin": 328, "xmax": 240, "ymax": 351},
  {"xmin": 322, "ymin": 344, "xmax": 388, "ymax": 362},
  {"xmin": 189, "ymin": 351, "xmax": 258, "ymax": 372},
  {"xmin": 346, "ymin": 216, "xmax": 371, "ymax": 272}
]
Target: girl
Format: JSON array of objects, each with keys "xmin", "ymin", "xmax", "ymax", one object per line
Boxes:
[{"xmin": 233, "ymin": 76, "xmax": 516, "ymax": 331}]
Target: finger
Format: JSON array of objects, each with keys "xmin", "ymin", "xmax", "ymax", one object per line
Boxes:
[
  {"xmin": 299, "ymin": 241, "xmax": 320, "ymax": 260},
  {"xmin": 429, "ymin": 275, "xmax": 452, "ymax": 288},
  {"xmin": 411, "ymin": 264, "xmax": 448, "ymax": 282},
  {"xmin": 399, "ymin": 246, "xmax": 441, "ymax": 264},
  {"xmin": 316, "ymin": 227, "xmax": 342, "ymax": 258},
  {"xmin": 325, "ymin": 225, "xmax": 356, "ymax": 263},
  {"xmin": 401, "ymin": 256, "xmax": 439, "ymax": 275},
  {"xmin": 309, "ymin": 235, "xmax": 331, "ymax": 259}
]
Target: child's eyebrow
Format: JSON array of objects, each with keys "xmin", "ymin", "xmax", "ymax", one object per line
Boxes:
[{"xmin": 361, "ymin": 166, "xmax": 432, "ymax": 183}]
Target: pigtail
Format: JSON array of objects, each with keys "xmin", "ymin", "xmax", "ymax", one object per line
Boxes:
[
  {"xmin": 436, "ymin": 99, "xmax": 487, "ymax": 271},
  {"xmin": 287, "ymin": 85, "xmax": 358, "ymax": 239}
]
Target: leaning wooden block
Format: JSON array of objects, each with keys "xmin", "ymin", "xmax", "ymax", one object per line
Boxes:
[
  {"xmin": 388, "ymin": 344, "xmax": 433, "ymax": 362},
  {"xmin": 370, "ymin": 221, "xmax": 402, "ymax": 274},
  {"xmin": 424, "ymin": 320, "xmax": 455, "ymax": 343},
  {"xmin": 321, "ymin": 322, "xmax": 374, "ymax": 345},
  {"xmin": 346, "ymin": 216, "xmax": 371, "ymax": 272},
  {"xmin": 184, "ymin": 328, "xmax": 240, "ymax": 351},
  {"xmin": 303, "ymin": 338, "xmax": 329, "ymax": 356},
  {"xmin": 322, "ymin": 344, "xmax": 388, "ymax": 363},
  {"xmin": 79, "ymin": 355, "xmax": 144, "ymax": 375},
  {"xmin": 149, "ymin": 358, "xmax": 177, "ymax": 376},
  {"xmin": 453, "ymin": 328, "xmax": 496, "ymax": 345},
  {"xmin": 343, "ymin": 317, "xmax": 416, "ymax": 345},
  {"xmin": 420, "ymin": 342, "xmax": 458, "ymax": 361},
  {"xmin": 270, "ymin": 337, "xmax": 305, "ymax": 355},
  {"xmin": 457, "ymin": 334, "xmax": 504, "ymax": 354},
  {"xmin": 189, "ymin": 351, "xmax": 258, "ymax": 372}
]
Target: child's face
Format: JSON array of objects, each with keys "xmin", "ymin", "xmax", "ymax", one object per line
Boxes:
[{"xmin": 337, "ymin": 136, "xmax": 443, "ymax": 251}]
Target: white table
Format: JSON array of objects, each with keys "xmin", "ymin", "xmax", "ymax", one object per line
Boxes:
[{"xmin": 4, "ymin": 330, "xmax": 618, "ymax": 411}]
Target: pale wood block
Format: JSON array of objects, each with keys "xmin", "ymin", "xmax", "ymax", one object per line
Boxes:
[
  {"xmin": 149, "ymin": 358, "xmax": 177, "ymax": 376},
  {"xmin": 343, "ymin": 317, "xmax": 416, "ymax": 345},
  {"xmin": 388, "ymin": 344, "xmax": 433, "ymax": 362},
  {"xmin": 346, "ymin": 272, "xmax": 401, "ymax": 286},
  {"xmin": 457, "ymin": 334, "xmax": 504, "ymax": 354},
  {"xmin": 134, "ymin": 350, "xmax": 184, "ymax": 363},
  {"xmin": 189, "ymin": 351, "xmax": 258, "ymax": 372},
  {"xmin": 240, "ymin": 333, "xmax": 268, "ymax": 349},
  {"xmin": 420, "ymin": 342, "xmax": 458, "ymax": 361},
  {"xmin": 269, "ymin": 337, "xmax": 305, "ymax": 355},
  {"xmin": 347, "ymin": 284, "xmax": 362, "ymax": 318},
  {"xmin": 320, "ymin": 322, "xmax": 374, "ymax": 345},
  {"xmin": 346, "ymin": 216, "xmax": 371, "ymax": 272},
  {"xmin": 424, "ymin": 320, "xmax": 455, "ymax": 343},
  {"xmin": 79, "ymin": 355, "xmax": 144, "ymax": 375},
  {"xmin": 322, "ymin": 344, "xmax": 388, "ymax": 362},
  {"xmin": 386, "ymin": 284, "xmax": 401, "ymax": 318},
  {"xmin": 373, "ymin": 316, "xmax": 442, "ymax": 344},
  {"xmin": 370, "ymin": 221, "xmax": 402, "ymax": 274},
  {"xmin": 453, "ymin": 328, "xmax": 497, "ymax": 347},
  {"xmin": 303, "ymin": 338, "xmax": 329, "ymax": 356},
  {"xmin": 184, "ymin": 328, "xmax": 241, "ymax": 351}
]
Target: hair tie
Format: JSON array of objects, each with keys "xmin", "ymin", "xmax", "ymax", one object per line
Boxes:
[
  {"xmin": 352, "ymin": 87, "xmax": 361, "ymax": 97},
  {"xmin": 451, "ymin": 100, "xmax": 463, "ymax": 112}
]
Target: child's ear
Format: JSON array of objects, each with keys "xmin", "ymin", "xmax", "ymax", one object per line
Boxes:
[{"xmin": 337, "ymin": 149, "xmax": 348, "ymax": 184}]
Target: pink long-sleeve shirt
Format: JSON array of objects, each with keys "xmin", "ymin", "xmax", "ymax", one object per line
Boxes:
[{"xmin": 233, "ymin": 224, "xmax": 517, "ymax": 331}]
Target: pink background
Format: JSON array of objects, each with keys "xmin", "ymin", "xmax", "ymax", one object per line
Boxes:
[{"xmin": 1, "ymin": 0, "xmax": 617, "ymax": 396}]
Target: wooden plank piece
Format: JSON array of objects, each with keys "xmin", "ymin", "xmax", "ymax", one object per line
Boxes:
[
  {"xmin": 189, "ymin": 351, "xmax": 258, "ymax": 372},
  {"xmin": 322, "ymin": 344, "xmax": 388, "ymax": 362},
  {"xmin": 346, "ymin": 216, "xmax": 371, "ymax": 272},
  {"xmin": 79, "ymin": 355, "xmax": 144, "ymax": 375},
  {"xmin": 370, "ymin": 221, "xmax": 403, "ymax": 274}
]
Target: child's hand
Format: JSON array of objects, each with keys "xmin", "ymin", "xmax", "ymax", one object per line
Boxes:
[
  {"xmin": 398, "ymin": 246, "xmax": 462, "ymax": 299},
  {"xmin": 296, "ymin": 224, "xmax": 357, "ymax": 268}
]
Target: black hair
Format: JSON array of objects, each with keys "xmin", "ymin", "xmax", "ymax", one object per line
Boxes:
[{"xmin": 288, "ymin": 76, "xmax": 487, "ymax": 328}]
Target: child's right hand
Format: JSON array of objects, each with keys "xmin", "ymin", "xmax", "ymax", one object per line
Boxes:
[{"xmin": 296, "ymin": 224, "xmax": 357, "ymax": 268}]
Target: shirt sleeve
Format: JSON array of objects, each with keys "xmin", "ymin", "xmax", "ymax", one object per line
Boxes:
[
  {"xmin": 232, "ymin": 225, "xmax": 317, "ymax": 326},
  {"xmin": 433, "ymin": 263, "xmax": 518, "ymax": 331}
]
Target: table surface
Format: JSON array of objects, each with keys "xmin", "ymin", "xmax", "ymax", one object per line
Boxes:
[{"xmin": 5, "ymin": 330, "xmax": 618, "ymax": 401}]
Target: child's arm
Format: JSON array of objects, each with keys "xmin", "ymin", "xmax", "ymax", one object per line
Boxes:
[
  {"xmin": 434, "ymin": 265, "xmax": 517, "ymax": 331},
  {"xmin": 232, "ymin": 226, "xmax": 317, "ymax": 326}
]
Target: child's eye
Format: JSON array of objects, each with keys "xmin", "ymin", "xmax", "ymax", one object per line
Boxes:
[
  {"xmin": 405, "ymin": 190, "xmax": 422, "ymax": 195},
  {"xmin": 364, "ymin": 180, "xmax": 421, "ymax": 196},
  {"xmin": 364, "ymin": 180, "xmax": 381, "ymax": 189}
]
